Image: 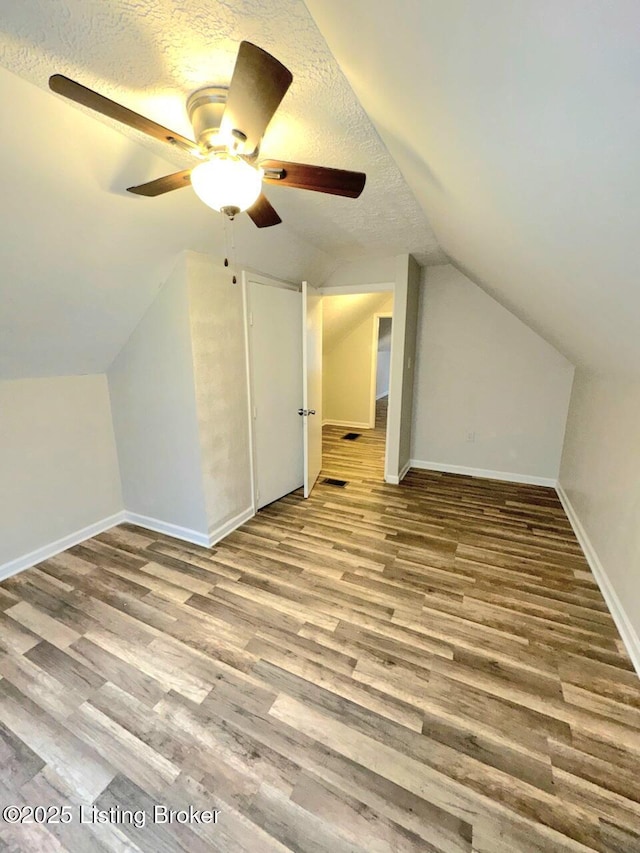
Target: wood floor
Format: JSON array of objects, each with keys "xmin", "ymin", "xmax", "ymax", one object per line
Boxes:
[{"xmin": 1, "ymin": 399, "xmax": 639, "ymax": 852}]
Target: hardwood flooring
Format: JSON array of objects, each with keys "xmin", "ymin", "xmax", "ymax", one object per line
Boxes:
[{"xmin": 1, "ymin": 399, "xmax": 639, "ymax": 852}]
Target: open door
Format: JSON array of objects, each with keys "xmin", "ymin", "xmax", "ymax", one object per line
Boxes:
[{"xmin": 302, "ymin": 281, "xmax": 322, "ymax": 497}]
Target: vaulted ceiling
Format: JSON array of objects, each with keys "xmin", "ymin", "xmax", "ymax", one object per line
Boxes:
[
  {"xmin": 0, "ymin": 0, "xmax": 441, "ymax": 378},
  {"xmin": 2, "ymin": 1, "xmax": 638, "ymax": 380},
  {"xmin": 323, "ymin": 292, "xmax": 393, "ymax": 352},
  {"xmin": 305, "ymin": 0, "xmax": 640, "ymax": 376}
]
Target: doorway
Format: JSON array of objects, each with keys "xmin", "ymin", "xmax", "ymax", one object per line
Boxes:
[{"xmin": 321, "ymin": 292, "xmax": 393, "ymax": 483}]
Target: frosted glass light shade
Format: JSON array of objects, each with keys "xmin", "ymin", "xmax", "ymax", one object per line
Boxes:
[{"xmin": 191, "ymin": 155, "xmax": 263, "ymax": 213}]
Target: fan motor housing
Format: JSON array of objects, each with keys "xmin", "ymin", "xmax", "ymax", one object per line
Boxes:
[{"xmin": 187, "ymin": 86, "xmax": 228, "ymax": 151}]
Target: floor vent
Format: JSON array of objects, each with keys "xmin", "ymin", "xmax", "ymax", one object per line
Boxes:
[
  {"xmin": 322, "ymin": 478, "xmax": 348, "ymax": 487},
  {"xmin": 342, "ymin": 433, "xmax": 362, "ymax": 441}
]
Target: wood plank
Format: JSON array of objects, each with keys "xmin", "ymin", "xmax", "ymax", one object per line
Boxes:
[{"xmin": 0, "ymin": 398, "xmax": 637, "ymax": 851}]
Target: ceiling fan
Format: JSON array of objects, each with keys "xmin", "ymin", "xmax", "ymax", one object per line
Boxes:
[{"xmin": 48, "ymin": 41, "xmax": 366, "ymax": 228}]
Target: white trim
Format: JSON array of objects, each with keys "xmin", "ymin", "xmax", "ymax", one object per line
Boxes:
[
  {"xmin": 241, "ymin": 271, "xmax": 258, "ymax": 514},
  {"xmin": 409, "ymin": 459, "xmax": 558, "ymax": 488},
  {"xmin": 0, "ymin": 511, "xmax": 126, "ymax": 582},
  {"xmin": 208, "ymin": 506, "xmax": 254, "ymax": 546},
  {"xmin": 242, "ymin": 270, "xmax": 300, "ymax": 292},
  {"xmin": 0, "ymin": 505, "xmax": 257, "ymax": 585},
  {"xmin": 318, "ymin": 282, "xmax": 394, "ymax": 296},
  {"xmin": 322, "ymin": 419, "xmax": 371, "ymax": 430},
  {"xmin": 123, "ymin": 512, "xmax": 210, "ymax": 548},
  {"xmin": 556, "ymin": 485, "xmax": 640, "ymax": 677}
]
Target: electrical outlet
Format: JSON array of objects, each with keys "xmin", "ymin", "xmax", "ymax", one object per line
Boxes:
[{"xmin": 466, "ymin": 431, "xmax": 476, "ymax": 442}]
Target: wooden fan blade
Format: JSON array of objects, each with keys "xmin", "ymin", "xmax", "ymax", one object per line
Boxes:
[
  {"xmin": 49, "ymin": 75, "xmax": 200, "ymax": 157},
  {"xmin": 127, "ymin": 170, "xmax": 193, "ymax": 197},
  {"xmin": 261, "ymin": 160, "xmax": 366, "ymax": 198},
  {"xmin": 246, "ymin": 194, "xmax": 282, "ymax": 228},
  {"xmin": 221, "ymin": 42, "xmax": 292, "ymax": 154}
]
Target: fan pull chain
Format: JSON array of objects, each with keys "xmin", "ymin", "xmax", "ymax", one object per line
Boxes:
[{"xmin": 223, "ymin": 216, "xmax": 239, "ymax": 284}]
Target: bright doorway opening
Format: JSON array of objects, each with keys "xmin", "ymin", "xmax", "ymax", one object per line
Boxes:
[{"xmin": 321, "ymin": 292, "xmax": 393, "ymax": 483}]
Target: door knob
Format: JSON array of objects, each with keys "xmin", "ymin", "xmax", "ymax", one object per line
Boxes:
[
  {"xmin": 298, "ymin": 408, "xmax": 306, "ymax": 416},
  {"xmin": 309, "ymin": 409, "xmax": 316, "ymax": 415}
]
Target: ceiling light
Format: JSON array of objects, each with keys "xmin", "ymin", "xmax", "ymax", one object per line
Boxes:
[{"xmin": 190, "ymin": 154, "xmax": 263, "ymax": 217}]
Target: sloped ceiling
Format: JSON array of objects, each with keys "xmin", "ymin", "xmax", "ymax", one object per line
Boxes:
[
  {"xmin": 305, "ymin": 0, "xmax": 640, "ymax": 376},
  {"xmin": 0, "ymin": 0, "xmax": 442, "ymax": 379},
  {"xmin": 323, "ymin": 292, "xmax": 392, "ymax": 351}
]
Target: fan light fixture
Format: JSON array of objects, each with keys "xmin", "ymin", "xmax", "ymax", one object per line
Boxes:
[
  {"xmin": 48, "ymin": 42, "xmax": 367, "ymax": 229},
  {"xmin": 190, "ymin": 154, "xmax": 263, "ymax": 216}
]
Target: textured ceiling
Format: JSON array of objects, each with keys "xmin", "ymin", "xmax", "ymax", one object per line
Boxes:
[
  {"xmin": 0, "ymin": 0, "xmax": 442, "ymax": 262},
  {"xmin": 306, "ymin": 0, "xmax": 640, "ymax": 377},
  {"xmin": 0, "ymin": 0, "xmax": 445, "ymax": 378}
]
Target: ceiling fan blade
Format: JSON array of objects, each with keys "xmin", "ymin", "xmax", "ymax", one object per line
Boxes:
[
  {"xmin": 261, "ymin": 160, "xmax": 366, "ymax": 198},
  {"xmin": 49, "ymin": 75, "xmax": 200, "ymax": 157},
  {"xmin": 221, "ymin": 42, "xmax": 292, "ymax": 154},
  {"xmin": 246, "ymin": 194, "xmax": 282, "ymax": 228},
  {"xmin": 127, "ymin": 170, "xmax": 193, "ymax": 197}
]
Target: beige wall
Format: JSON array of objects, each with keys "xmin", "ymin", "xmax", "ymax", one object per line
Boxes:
[
  {"xmin": 187, "ymin": 253, "xmax": 253, "ymax": 534},
  {"xmin": 108, "ymin": 254, "xmax": 209, "ymax": 537},
  {"xmin": 0, "ymin": 374, "xmax": 122, "ymax": 571},
  {"xmin": 376, "ymin": 317, "xmax": 392, "ymax": 398},
  {"xmin": 322, "ymin": 292, "xmax": 393, "ymax": 427},
  {"xmin": 321, "ymin": 255, "xmax": 396, "ymax": 288},
  {"xmin": 559, "ymin": 372, "xmax": 640, "ymax": 670},
  {"xmin": 108, "ymin": 251, "xmax": 255, "ymax": 543},
  {"xmin": 411, "ymin": 264, "xmax": 575, "ymax": 484}
]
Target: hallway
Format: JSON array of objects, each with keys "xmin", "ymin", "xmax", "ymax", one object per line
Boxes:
[
  {"xmin": 322, "ymin": 396, "xmax": 388, "ymax": 483},
  {"xmin": 1, "ymin": 415, "xmax": 639, "ymax": 852}
]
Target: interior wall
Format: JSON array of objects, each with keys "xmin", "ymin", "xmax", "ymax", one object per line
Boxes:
[
  {"xmin": 559, "ymin": 371, "xmax": 640, "ymax": 668},
  {"xmin": 322, "ymin": 292, "xmax": 393, "ymax": 428},
  {"xmin": 321, "ymin": 255, "xmax": 396, "ymax": 289},
  {"xmin": 108, "ymin": 254, "xmax": 209, "ymax": 537},
  {"xmin": 411, "ymin": 264, "xmax": 575, "ymax": 483},
  {"xmin": 0, "ymin": 374, "xmax": 122, "ymax": 572},
  {"xmin": 187, "ymin": 252, "xmax": 253, "ymax": 534},
  {"xmin": 386, "ymin": 254, "xmax": 421, "ymax": 481},
  {"xmin": 376, "ymin": 317, "xmax": 392, "ymax": 399},
  {"xmin": 398, "ymin": 255, "xmax": 421, "ymax": 472}
]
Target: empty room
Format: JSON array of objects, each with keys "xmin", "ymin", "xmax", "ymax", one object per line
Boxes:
[{"xmin": 1, "ymin": 2, "xmax": 639, "ymax": 852}]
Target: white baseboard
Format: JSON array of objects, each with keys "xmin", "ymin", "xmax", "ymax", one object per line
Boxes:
[
  {"xmin": 0, "ymin": 511, "xmax": 126, "ymax": 583},
  {"xmin": 0, "ymin": 504, "xmax": 257, "ymax": 585},
  {"xmin": 208, "ymin": 506, "xmax": 254, "ymax": 546},
  {"xmin": 125, "ymin": 506, "xmax": 255, "ymax": 549},
  {"xmin": 409, "ymin": 459, "xmax": 557, "ymax": 488},
  {"xmin": 556, "ymin": 484, "xmax": 640, "ymax": 677},
  {"xmin": 322, "ymin": 419, "xmax": 372, "ymax": 430},
  {"xmin": 386, "ymin": 459, "xmax": 411, "ymax": 486},
  {"xmin": 123, "ymin": 511, "xmax": 210, "ymax": 548}
]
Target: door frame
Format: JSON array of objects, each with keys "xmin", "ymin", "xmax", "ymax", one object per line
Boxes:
[
  {"xmin": 302, "ymin": 281, "xmax": 323, "ymax": 498},
  {"xmin": 242, "ymin": 270, "xmax": 301, "ymax": 513},
  {"xmin": 369, "ymin": 311, "xmax": 393, "ymax": 429}
]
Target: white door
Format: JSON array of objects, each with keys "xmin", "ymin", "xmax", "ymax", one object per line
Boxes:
[
  {"xmin": 246, "ymin": 278, "xmax": 303, "ymax": 509},
  {"xmin": 302, "ymin": 281, "xmax": 323, "ymax": 497}
]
